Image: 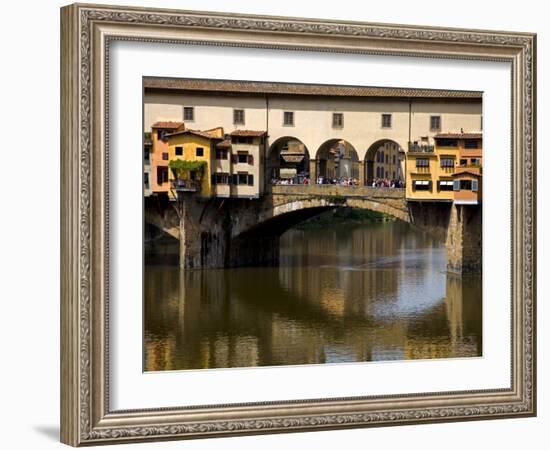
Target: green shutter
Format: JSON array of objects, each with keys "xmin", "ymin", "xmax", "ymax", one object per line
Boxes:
[
  {"xmin": 472, "ymin": 179, "xmax": 479, "ymax": 191},
  {"xmin": 453, "ymin": 180, "xmax": 460, "ymax": 191}
]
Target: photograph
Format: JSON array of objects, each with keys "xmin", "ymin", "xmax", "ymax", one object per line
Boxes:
[
  {"xmin": 142, "ymin": 77, "xmax": 483, "ymax": 372},
  {"xmin": 58, "ymin": 3, "xmax": 536, "ymax": 445}
]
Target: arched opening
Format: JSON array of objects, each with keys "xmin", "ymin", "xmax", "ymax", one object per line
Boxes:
[
  {"xmin": 364, "ymin": 139, "xmax": 405, "ymax": 186},
  {"xmin": 267, "ymin": 136, "xmax": 310, "ymax": 184},
  {"xmin": 313, "ymin": 139, "xmax": 360, "ymax": 184}
]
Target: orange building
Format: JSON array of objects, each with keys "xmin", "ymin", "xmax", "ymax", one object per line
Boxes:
[
  {"xmin": 150, "ymin": 121, "xmax": 184, "ymax": 194},
  {"xmin": 436, "ymin": 132, "xmax": 482, "ymax": 205}
]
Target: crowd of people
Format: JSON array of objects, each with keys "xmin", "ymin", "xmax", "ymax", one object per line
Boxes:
[
  {"xmin": 270, "ymin": 175, "xmax": 404, "ymax": 188},
  {"xmin": 270, "ymin": 177, "xmax": 310, "ymax": 185},
  {"xmin": 315, "ymin": 176, "xmax": 359, "ymax": 186},
  {"xmin": 371, "ymin": 178, "xmax": 405, "ymax": 188}
]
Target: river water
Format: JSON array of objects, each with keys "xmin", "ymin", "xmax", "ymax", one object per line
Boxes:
[{"xmin": 144, "ymin": 220, "xmax": 482, "ymax": 371}]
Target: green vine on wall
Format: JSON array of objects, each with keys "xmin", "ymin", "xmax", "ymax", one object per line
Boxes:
[{"xmin": 169, "ymin": 160, "xmax": 207, "ymax": 180}]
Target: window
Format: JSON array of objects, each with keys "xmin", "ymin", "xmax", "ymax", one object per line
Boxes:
[
  {"xmin": 416, "ymin": 158, "xmax": 429, "ymax": 168},
  {"xmin": 157, "ymin": 166, "xmax": 168, "ymax": 185},
  {"xmin": 436, "ymin": 138, "xmax": 458, "ymax": 147},
  {"xmin": 470, "ymin": 158, "xmax": 481, "ymax": 166},
  {"xmin": 233, "ymin": 109, "xmax": 245, "ymax": 125},
  {"xmin": 332, "ymin": 113, "xmax": 344, "ymax": 128},
  {"xmin": 175, "ymin": 146, "xmax": 183, "ymax": 156},
  {"xmin": 238, "ymin": 173, "xmax": 249, "ymax": 185},
  {"xmin": 392, "ymin": 171, "xmax": 396, "ymax": 179},
  {"xmin": 234, "ymin": 152, "xmax": 249, "ymax": 164},
  {"xmin": 393, "ymin": 155, "xmax": 396, "ymax": 164},
  {"xmin": 213, "ymin": 173, "xmax": 229, "ymax": 184},
  {"xmin": 440, "ymin": 157, "xmax": 454, "ymax": 168},
  {"xmin": 381, "ymin": 114, "xmax": 392, "ymax": 128},
  {"xmin": 216, "ymin": 149, "xmax": 228, "ymax": 160},
  {"xmin": 480, "ymin": 115, "xmax": 483, "ymax": 130},
  {"xmin": 438, "ymin": 180, "xmax": 454, "ymax": 191},
  {"xmin": 385, "ymin": 154, "xmax": 389, "ymax": 164},
  {"xmin": 459, "ymin": 180, "xmax": 472, "ymax": 190},
  {"xmin": 196, "ymin": 147, "xmax": 204, "ymax": 157},
  {"xmin": 454, "ymin": 179, "xmax": 478, "ymax": 191},
  {"xmin": 283, "ymin": 111, "xmax": 294, "ymax": 126},
  {"xmin": 162, "ymin": 152, "xmax": 169, "ymax": 161},
  {"xmin": 430, "ymin": 115, "xmax": 441, "ymax": 131},
  {"xmin": 183, "ymin": 107, "xmax": 194, "ymax": 121},
  {"xmin": 413, "ymin": 180, "xmax": 431, "ymax": 191},
  {"xmin": 158, "ymin": 129, "xmax": 172, "ymax": 141},
  {"xmin": 464, "ymin": 139, "xmax": 479, "ymax": 149},
  {"xmin": 232, "ymin": 136, "xmax": 253, "ymax": 144},
  {"xmin": 144, "ymin": 148, "xmax": 150, "ymax": 164},
  {"xmin": 144, "ymin": 173, "xmax": 149, "ymax": 188},
  {"xmin": 460, "ymin": 159, "xmax": 467, "ymax": 166}
]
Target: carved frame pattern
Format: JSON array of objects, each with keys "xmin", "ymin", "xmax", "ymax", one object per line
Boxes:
[{"xmin": 60, "ymin": 3, "xmax": 536, "ymax": 446}]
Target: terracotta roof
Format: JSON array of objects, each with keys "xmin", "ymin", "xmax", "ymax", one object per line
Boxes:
[
  {"xmin": 452, "ymin": 170, "xmax": 482, "ymax": 178},
  {"xmin": 230, "ymin": 130, "xmax": 267, "ymax": 137},
  {"xmin": 166, "ymin": 128, "xmax": 222, "ymax": 140},
  {"xmin": 216, "ymin": 139, "xmax": 232, "ymax": 148},
  {"xmin": 435, "ymin": 132, "xmax": 483, "ymax": 139},
  {"xmin": 151, "ymin": 121, "xmax": 184, "ymax": 129},
  {"xmin": 144, "ymin": 77, "xmax": 482, "ymax": 99}
]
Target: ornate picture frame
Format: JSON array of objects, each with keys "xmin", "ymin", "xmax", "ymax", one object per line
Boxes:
[{"xmin": 60, "ymin": 3, "xmax": 536, "ymax": 446}]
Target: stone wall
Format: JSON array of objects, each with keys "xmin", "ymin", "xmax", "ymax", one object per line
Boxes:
[{"xmin": 145, "ymin": 190, "xmax": 481, "ymax": 273}]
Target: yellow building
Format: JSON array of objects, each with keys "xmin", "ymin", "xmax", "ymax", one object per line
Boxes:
[
  {"xmin": 165, "ymin": 127, "xmax": 224, "ymax": 199},
  {"xmin": 405, "ymin": 132, "xmax": 482, "ymax": 203}
]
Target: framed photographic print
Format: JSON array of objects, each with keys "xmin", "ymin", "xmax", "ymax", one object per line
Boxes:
[{"xmin": 60, "ymin": 3, "xmax": 536, "ymax": 446}]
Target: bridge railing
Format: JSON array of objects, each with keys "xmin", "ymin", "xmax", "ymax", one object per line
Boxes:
[{"xmin": 270, "ymin": 184, "xmax": 405, "ymax": 198}]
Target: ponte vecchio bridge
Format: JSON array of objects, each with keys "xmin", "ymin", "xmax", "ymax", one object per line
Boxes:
[{"xmin": 145, "ymin": 184, "xmax": 481, "ymax": 273}]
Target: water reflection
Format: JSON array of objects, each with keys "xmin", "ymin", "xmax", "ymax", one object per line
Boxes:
[{"xmin": 144, "ymin": 221, "xmax": 482, "ymax": 371}]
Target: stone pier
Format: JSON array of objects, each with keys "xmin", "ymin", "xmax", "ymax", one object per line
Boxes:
[{"xmin": 145, "ymin": 186, "xmax": 482, "ymax": 272}]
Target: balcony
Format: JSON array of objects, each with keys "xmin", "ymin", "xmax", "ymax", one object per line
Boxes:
[
  {"xmin": 456, "ymin": 164, "xmax": 482, "ymax": 175},
  {"xmin": 172, "ymin": 179, "xmax": 199, "ymax": 193},
  {"xmin": 408, "ymin": 143, "xmax": 434, "ymax": 153}
]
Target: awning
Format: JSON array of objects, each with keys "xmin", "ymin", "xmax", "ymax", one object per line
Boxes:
[
  {"xmin": 414, "ymin": 180, "xmax": 430, "ymax": 185},
  {"xmin": 439, "ymin": 181, "xmax": 454, "ymax": 186}
]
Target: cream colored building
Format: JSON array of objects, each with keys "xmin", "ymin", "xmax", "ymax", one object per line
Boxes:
[{"xmin": 144, "ymin": 78, "xmax": 482, "ymax": 185}]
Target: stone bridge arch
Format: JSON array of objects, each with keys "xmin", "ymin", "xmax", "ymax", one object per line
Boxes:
[{"xmin": 233, "ymin": 188, "xmax": 410, "ymax": 240}]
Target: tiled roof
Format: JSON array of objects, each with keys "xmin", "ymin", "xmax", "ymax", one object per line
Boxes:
[
  {"xmin": 151, "ymin": 121, "xmax": 184, "ymax": 129},
  {"xmin": 230, "ymin": 130, "xmax": 267, "ymax": 137},
  {"xmin": 144, "ymin": 77, "xmax": 482, "ymax": 99},
  {"xmin": 435, "ymin": 132, "xmax": 483, "ymax": 139},
  {"xmin": 216, "ymin": 139, "xmax": 232, "ymax": 148},
  {"xmin": 166, "ymin": 128, "xmax": 222, "ymax": 140},
  {"xmin": 452, "ymin": 170, "xmax": 482, "ymax": 178}
]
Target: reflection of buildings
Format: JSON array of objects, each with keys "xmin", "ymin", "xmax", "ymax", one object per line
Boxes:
[{"xmin": 144, "ymin": 223, "xmax": 482, "ymax": 371}]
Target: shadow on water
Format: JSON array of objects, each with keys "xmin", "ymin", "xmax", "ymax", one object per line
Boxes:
[{"xmin": 144, "ymin": 220, "xmax": 482, "ymax": 371}]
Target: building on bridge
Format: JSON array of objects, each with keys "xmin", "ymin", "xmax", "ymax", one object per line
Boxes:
[
  {"xmin": 153, "ymin": 125, "xmax": 267, "ymax": 200},
  {"xmin": 405, "ymin": 132, "xmax": 482, "ymax": 205},
  {"xmin": 143, "ymin": 77, "xmax": 482, "ymax": 186},
  {"xmin": 148, "ymin": 121, "xmax": 184, "ymax": 196}
]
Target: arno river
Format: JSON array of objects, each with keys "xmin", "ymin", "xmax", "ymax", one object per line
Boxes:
[{"xmin": 144, "ymin": 219, "xmax": 482, "ymax": 372}]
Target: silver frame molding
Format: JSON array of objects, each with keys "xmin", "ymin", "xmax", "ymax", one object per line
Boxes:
[{"xmin": 60, "ymin": 3, "xmax": 536, "ymax": 446}]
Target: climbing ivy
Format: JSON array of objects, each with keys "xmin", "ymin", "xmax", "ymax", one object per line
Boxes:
[{"xmin": 168, "ymin": 160, "xmax": 207, "ymax": 180}]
